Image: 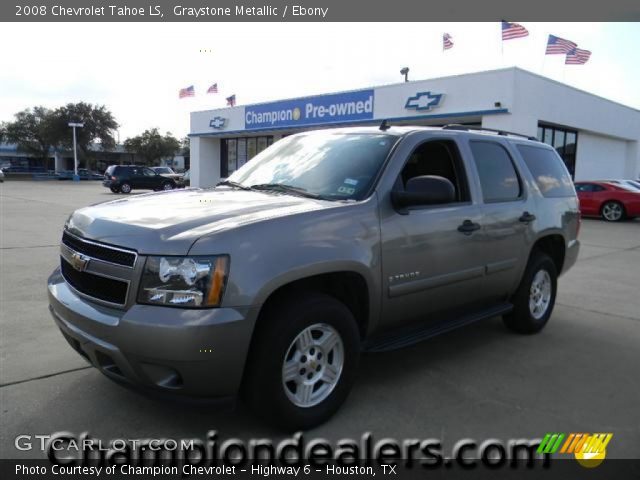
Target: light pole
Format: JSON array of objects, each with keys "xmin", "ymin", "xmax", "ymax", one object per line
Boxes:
[
  {"xmin": 68, "ymin": 122, "xmax": 84, "ymax": 181},
  {"xmin": 400, "ymin": 67, "xmax": 410, "ymax": 83}
]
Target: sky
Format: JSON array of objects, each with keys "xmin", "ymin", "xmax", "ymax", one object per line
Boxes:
[{"xmin": 1, "ymin": 22, "xmax": 639, "ymax": 141}]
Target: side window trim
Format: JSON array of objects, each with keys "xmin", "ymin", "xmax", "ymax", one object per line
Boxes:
[{"xmin": 469, "ymin": 139, "xmax": 525, "ymax": 204}]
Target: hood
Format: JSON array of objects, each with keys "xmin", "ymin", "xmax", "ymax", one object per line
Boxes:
[{"xmin": 66, "ymin": 188, "xmax": 334, "ymax": 255}]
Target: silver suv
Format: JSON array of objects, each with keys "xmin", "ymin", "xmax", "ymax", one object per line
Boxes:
[{"xmin": 48, "ymin": 126, "xmax": 580, "ymax": 430}]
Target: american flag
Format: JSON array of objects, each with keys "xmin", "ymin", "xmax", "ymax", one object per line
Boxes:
[
  {"xmin": 501, "ymin": 21, "xmax": 529, "ymax": 40},
  {"xmin": 226, "ymin": 94, "xmax": 236, "ymax": 107},
  {"xmin": 442, "ymin": 33, "xmax": 453, "ymax": 50},
  {"xmin": 207, "ymin": 83, "xmax": 218, "ymax": 94},
  {"xmin": 178, "ymin": 85, "xmax": 195, "ymax": 98},
  {"xmin": 565, "ymin": 48, "xmax": 592, "ymax": 65},
  {"xmin": 545, "ymin": 35, "xmax": 577, "ymax": 55}
]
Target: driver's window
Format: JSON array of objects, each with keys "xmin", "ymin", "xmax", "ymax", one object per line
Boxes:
[
  {"xmin": 143, "ymin": 168, "xmax": 156, "ymax": 176},
  {"xmin": 398, "ymin": 140, "xmax": 470, "ymax": 203}
]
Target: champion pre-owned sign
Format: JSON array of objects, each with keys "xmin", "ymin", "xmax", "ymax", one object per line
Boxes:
[{"xmin": 245, "ymin": 90, "xmax": 374, "ymax": 130}]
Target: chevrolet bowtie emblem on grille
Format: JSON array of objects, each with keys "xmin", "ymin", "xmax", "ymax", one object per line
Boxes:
[{"xmin": 70, "ymin": 252, "xmax": 90, "ymax": 272}]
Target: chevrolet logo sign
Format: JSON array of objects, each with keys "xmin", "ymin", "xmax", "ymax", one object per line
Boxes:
[
  {"xmin": 209, "ymin": 116, "xmax": 226, "ymax": 129},
  {"xmin": 70, "ymin": 252, "xmax": 90, "ymax": 272}
]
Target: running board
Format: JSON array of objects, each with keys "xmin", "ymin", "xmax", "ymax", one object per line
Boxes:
[{"xmin": 363, "ymin": 303, "xmax": 513, "ymax": 353}]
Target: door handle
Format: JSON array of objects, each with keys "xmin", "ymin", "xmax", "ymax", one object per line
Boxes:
[
  {"xmin": 457, "ymin": 220, "xmax": 481, "ymax": 235},
  {"xmin": 519, "ymin": 211, "xmax": 537, "ymax": 223}
]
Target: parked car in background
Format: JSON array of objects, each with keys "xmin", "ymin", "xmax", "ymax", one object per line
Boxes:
[
  {"xmin": 182, "ymin": 169, "xmax": 190, "ymax": 187},
  {"xmin": 79, "ymin": 168, "xmax": 104, "ymax": 180},
  {"xmin": 601, "ymin": 179, "xmax": 640, "ymax": 192},
  {"xmin": 57, "ymin": 169, "xmax": 103, "ymax": 180},
  {"xmin": 575, "ymin": 181, "xmax": 640, "ymax": 222},
  {"xmin": 103, "ymin": 165, "xmax": 177, "ymax": 193},
  {"xmin": 0, "ymin": 168, "xmax": 5, "ymax": 182},
  {"xmin": 151, "ymin": 166, "xmax": 184, "ymax": 186}
]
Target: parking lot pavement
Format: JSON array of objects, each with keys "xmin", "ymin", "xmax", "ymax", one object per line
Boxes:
[{"xmin": 1, "ymin": 181, "xmax": 639, "ymax": 458}]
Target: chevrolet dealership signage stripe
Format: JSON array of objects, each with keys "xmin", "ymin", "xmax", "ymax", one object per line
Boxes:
[{"xmin": 245, "ymin": 90, "xmax": 374, "ymax": 130}]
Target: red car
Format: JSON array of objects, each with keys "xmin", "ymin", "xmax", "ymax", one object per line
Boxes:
[{"xmin": 574, "ymin": 181, "xmax": 640, "ymax": 222}]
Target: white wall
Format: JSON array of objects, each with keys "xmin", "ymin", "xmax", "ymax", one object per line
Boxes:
[
  {"xmin": 189, "ymin": 67, "xmax": 640, "ymax": 183},
  {"xmin": 374, "ymin": 69, "xmax": 515, "ymax": 120},
  {"xmin": 574, "ymin": 133, "xmax": 628, "ymax": 180},
  {"xmin": 626, "ymin": 142, "xmax": 640, "ymax": 180},
  {"xmin": 512, "ymin": 69, "xmax": 640, "ymax": 142},
  {"xmin": 190, "ymin": 136, "xmax": 221, "ymax": 188}
]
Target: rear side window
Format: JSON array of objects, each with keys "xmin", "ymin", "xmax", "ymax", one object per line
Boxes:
[
  {"xmin": 469, "ymin": 141, "xmax": 521, "ymax": 202},
  {"xmin": 105, "ymin": 166, "xmax": 115, "ymax": 175},
  {"xmin": 517, "ymin": 145, "xmax": 575, "ymax": 197}
]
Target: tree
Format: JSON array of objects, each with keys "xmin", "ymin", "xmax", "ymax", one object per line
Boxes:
[
  {"xmin": 3, "ymin": 107, "xmax": 59, "ymax": 163},
  {"xmin": 51, "ymin": 102, "xmax": 119, "ymax": 169},
  {"xmin": 124, "ymin": 129, "xmax": 181, "ymax": 166},
  {"xmin": 180, "ymin": 136, "xmax": 190, "ymax": 157}
]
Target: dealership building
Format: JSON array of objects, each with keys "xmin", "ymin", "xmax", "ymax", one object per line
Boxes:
[{"xmin": 189, "ymin": 67, "xmax": 640, "ymax": 188}]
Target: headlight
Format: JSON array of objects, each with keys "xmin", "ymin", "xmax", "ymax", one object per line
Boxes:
[{"xmin": 138, "ymin": 256, "xmax": 229, "ymax": 308}]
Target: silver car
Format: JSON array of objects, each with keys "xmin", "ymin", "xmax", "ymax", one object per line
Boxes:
[{"xmin": 48, "ymin": 126, "xmax": 580, "ymax": 430}]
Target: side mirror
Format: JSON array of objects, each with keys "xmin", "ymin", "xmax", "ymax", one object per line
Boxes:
[{"xmin": 391, "ymin": 175, "xmax": 455, "ymax": 211}]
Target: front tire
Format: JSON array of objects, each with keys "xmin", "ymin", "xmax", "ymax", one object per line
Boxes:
[
  {"xmin": 162, "ymin": 181, "xmax": 174, "ymax": 191},
  {"xmin": 243, "ymin": 293, "xmax": 360, "ymax": 431},
  {"xmin": 601, "ymin": 201, "xmax": 625, "ymax": 222},
  {"xmin": 503, "ymin": 252, "xmax": 557, "ymax": 334}
]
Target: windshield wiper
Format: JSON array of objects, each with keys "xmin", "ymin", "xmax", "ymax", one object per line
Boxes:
[
  {"xmin": 216, "ymin": 180, "xmax": 252, "ymax": 190},
  {"xmin": 249, "ymin": 183, "xmax": 328, "ymax": 200}
]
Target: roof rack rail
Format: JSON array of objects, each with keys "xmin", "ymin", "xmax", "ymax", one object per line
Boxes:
[{"xmin": 442, "ymin": 124, "xmax": 538, "ymax": 141}]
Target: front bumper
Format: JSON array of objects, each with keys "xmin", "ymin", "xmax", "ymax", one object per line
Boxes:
[{"xmin": 48, "ymin": 267, "xmax": 257, "ymax": 400}]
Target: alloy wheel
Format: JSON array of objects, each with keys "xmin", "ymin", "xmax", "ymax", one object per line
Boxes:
[
  {"xmin": 282, "ymin": 323, "xmax": 344, "ymax": 408},
  {"xmin": 529, "ymin": 269, "xmax": 552, "ymax": 320},
  {"xmin": 602, "ymin": 202, "xmax": 623, "ymax": 221}
]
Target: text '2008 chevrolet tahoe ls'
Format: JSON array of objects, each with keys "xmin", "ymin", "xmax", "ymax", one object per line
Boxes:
[{"xmin": 48, "ymin": 125, "xmax": 580, "ymax": 430}]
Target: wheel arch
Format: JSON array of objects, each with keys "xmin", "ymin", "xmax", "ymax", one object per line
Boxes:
[
  {"xmin": 529, "ymin": 233, "xmax": 566, "ymax": 275},
  {"xmin": 600, "ymin": 199, "xmax": 626, "ymax": 216},
  {"xmin": 252, "ymin": 269, "xmax": 372, "ymax": 341}
]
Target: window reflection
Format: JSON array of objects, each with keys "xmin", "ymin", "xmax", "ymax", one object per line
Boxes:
[{"xmin": 538, "ymin": 124, "xmax": 578, "ymax": 178}]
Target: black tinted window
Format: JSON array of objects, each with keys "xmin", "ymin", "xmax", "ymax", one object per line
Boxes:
[
  {"xmin": 399, "ymin": 140, "xmax": 470, "ymax": 203},
  {"xmin": 517, "ymin": 145, "xmax": 575, "ymax": 197},
  {"xmin": 574, "ymin": 183, "xmax": 592, "ymax": 192},
  {"xmin": 470, "ymin": 141, "xmax": 521, "ymax": 202}
]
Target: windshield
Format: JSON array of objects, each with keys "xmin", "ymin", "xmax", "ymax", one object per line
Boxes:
[{"xmin": 227, "ymin": 133, "xmax": 398, "ymax": 200}]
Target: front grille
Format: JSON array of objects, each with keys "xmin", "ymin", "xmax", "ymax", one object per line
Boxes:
[
  {"xmin": 62, "ymin": 231, "xmax": 136, "ymax": 267},
  {"xmin": 61, "ymin": 258, "xmax": 129, "ymax": 305}
]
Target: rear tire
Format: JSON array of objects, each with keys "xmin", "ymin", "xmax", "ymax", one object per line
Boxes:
[
  {"xmin": 120, "ymin": 182, "xmax": 132, "ymax": 194},
  {"xmin": 601, "ymin": 201, "xmax": 625, "ymax": 222},
  {"xmin": 110, "ymin": 186, "xmax": 119, "ymax": 193},
  {"xmin": 243, "ymin": 292, "xmax": 360, "ymax": 431},
  {"xmin": 503, "ymin": 252, "xmax": 557, "ymax": 334}
]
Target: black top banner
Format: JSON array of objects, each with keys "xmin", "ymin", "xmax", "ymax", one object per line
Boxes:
[{"xmin": 4, "ymin": 0, "xmax": 640, "ymax": 22}]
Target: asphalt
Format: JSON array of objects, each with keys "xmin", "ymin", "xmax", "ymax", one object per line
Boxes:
[{"xmin": 1, "ymin": 181, "xmax": 639, "ymax": 459}]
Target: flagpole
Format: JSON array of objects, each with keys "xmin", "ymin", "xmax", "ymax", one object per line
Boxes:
[{"xmin": 541, "ymin": 35, "xmax": 547, "ymax": 75}]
